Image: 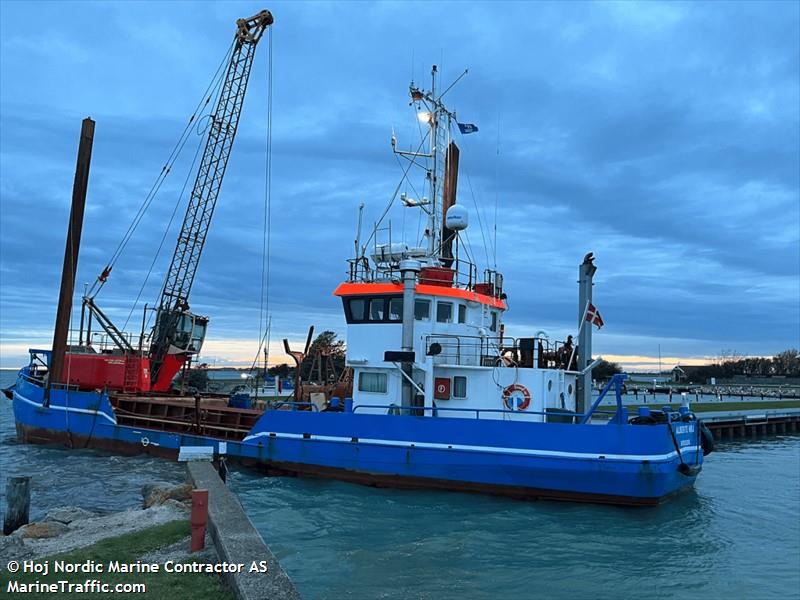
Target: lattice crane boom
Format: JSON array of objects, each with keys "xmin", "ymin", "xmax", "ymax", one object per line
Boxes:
[{"xmin": 149, "ymin": 9, "xmax": 273, "ymax": 388}]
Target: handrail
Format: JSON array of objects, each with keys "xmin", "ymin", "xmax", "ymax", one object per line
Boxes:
[
  {"xmin": 426, "ymin": 333, "xmax": 463, "ymax": 363},
  {"xmin": 347, "ymin": 254, "xmax": 494, "ymax": 299},
  {"xmin": 424, "ymin": 333, "xmax": 576, "ymax": 371},
  {"xmin": 353, "ymin": 404, "xmax": 587, "ymax": 419},
  {"xmin": 19, "ymin": 373, "xmax": 45, "ymax": 387},
  {"xmin": 28, "ymin": 328, "xmax": 149, "ymax": 355},
  {"xmin": 425, "ymin": 333, "xmax": 507, "ymax": 367},
  {"xmin": 18, "ymin": 372, "xmax": 81, "ymax": 392},
  {"xmin": 580, "ymin": 373, "xmax": 628, "ymax": 424}
]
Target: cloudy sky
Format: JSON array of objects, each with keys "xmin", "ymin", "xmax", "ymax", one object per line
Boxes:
[{"xmin": 1, "ymin": 1, "xmax": 798, "ymax": 370}]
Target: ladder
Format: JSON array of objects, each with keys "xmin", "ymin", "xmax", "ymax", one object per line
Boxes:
[{"xmin": 123, "ymin": 355, "xmax": 140, "ymax": 393}]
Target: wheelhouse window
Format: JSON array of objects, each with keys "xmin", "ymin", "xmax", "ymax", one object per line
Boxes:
[
  {"xmin": 458, "ymin": 304, "xmax": 467, "ymax": 324},
  {"xmin": 389, "ymin": 298, "xmax": 403, "ymax": 321},
  {"xmin": 436, "ymin": 301, "xmax": 453, "ymax": 323},
  {"xmin": 453, "ymin": 376, "xmax": 467, "ymax": 398},
  {"xmin": 414, "ymin": 299, "xmax": 431, "ymax": 320},
  {"xmin": 369, "ymin": 298, "xmax": 385, "ymax": 321},
  {"xmin": 344, "ymin": 296, "xmax": 403, "ymax": 324},
  {"xmin": 349, "ymin": 298, "xmax": 366, "ymax": 322},
  {"xmin": 358, "ymin": 371, "xmax": 387, "ymax": 393}
]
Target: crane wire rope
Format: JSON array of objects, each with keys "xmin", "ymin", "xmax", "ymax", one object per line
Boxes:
[
  {"xmin": 120, "ymin": 129, "xmax": 208, "ymax": 333},
  {"xmin": 121, "ymin": 60, "xmax": 231, "ymax": 333},
  {"xmin": 250, "ymin": 29, "xmax": 274, "ymax": 373},
  {"xmin": 88, "ymin": 40, "xmax": 235, "ymax": 299}
]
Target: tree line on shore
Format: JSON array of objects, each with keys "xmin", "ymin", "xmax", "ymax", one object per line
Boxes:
[
  {"xmin": 687, "ymin": 349, "xmax": 800, "ymax": 379},
  {"xmin": 593, "ymin": 349, "xmax": 800, "ymax": 383}
]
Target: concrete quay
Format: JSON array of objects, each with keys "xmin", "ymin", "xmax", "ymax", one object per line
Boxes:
[
  {"xmin": 699, "ymin": 408, "xmax": 800, "ymax": 440},
  {"xmin": 187, "ymin": 461, "xmax": 301, "ymax": 600}
]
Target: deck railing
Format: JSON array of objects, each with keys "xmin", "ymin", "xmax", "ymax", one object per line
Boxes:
[
  {"xmin": 425, "ymin": 334, "xmax": 576, "ymax": 370},
  {"xmin": 351, "ymin": 403, "xmax": 620, "ymax": 422},
  {"xmin": 347, "ymin": 256, "xmax": 504, "ymax": 300},
  {"xmin": 350, "ymin": 374, "xmax": 630, "ymax": 424}
]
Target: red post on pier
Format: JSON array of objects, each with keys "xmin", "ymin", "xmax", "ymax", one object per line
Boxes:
[{"xmin": 190, "ymin": 489, "xmax": 209, "ymax": 552}]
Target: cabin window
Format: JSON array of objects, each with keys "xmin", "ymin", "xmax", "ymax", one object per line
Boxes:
[
  {"xmin": 358, "ymin": 371, "xmax": 387, "ymax": 393},
  {"xmin": 188, "ymin": 319, "xmax": 207, "ymax": 353},
  {"xmin": 389, "ymin": 298, "xmax": 403, "ymax": 321},
  {"xmin": 490, "ymin": 311, "xmax": 498, "ymax": 332},
  {"xmin": 458, "ymin": 304, "xmax": 467, "ymax": 324},
  {"xmin": 453, "ymin": 376, "xmax": 467, "ymax": 398},
  {"xmin": 369, "ymin": 298, "xmax": 385, "ymax": 321},
  {"xmin": 437, "ymin": 302, "xmax": 453, "ymax": 323},
  {"xmin": 415, "ymin": 299, "xmax": 431, "ymax": 320},
  {"xmin": 344, "ymin": 295, "xmax": 402, "ymax": 323},
  {"xmin": 349, "ymin": 298, "xmax": 366, "ymax": 322}
]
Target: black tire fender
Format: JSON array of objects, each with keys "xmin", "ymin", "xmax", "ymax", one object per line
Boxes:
[{"xmin": 699, "ymin": 421, "xmax": 715, "ymax": 456}]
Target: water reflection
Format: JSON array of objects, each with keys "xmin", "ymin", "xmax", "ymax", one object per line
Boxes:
[
  {"xmin": 231, "ymin": 437, "xmax": 799, "ymax": 600},
  {"xmin": 0, "ymin": 395, "xmax": 183, "ymax": 520}
]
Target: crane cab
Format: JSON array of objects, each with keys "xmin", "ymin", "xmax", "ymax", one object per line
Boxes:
[{"xmin": 153, "ymin": 309, "xmax": 208, "ymax": 355}]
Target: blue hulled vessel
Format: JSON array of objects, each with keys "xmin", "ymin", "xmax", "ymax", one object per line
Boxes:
[{"xmin": 7, "ymin": 10, "xmax": 712, "ymax": 505}]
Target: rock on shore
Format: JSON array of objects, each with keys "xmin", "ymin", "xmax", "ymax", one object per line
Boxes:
[
  {"xmin": 142, "ymin": 482, "xmax": 193, "ymax": 508},
  {"xmin": 0, "ymin": 482, "xmax": 192, "ymax": 565}
]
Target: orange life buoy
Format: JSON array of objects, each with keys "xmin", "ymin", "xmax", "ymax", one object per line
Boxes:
[{"xmin": 503, "ymin": 383, "xmax": 531, "ymax": 410}]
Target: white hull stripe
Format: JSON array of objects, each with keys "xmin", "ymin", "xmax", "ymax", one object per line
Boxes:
[
  {"xmin": 242, "ymin": 431, "xmax": 700, "ymax": 463},
  {"xmin": 14, "ymin": 391, "xmax": 118, "ymax": 426}
]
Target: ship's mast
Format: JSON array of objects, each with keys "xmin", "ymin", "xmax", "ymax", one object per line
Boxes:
[
  {"xmin": 406, "ymin": 64, "xmax": 456, "ymax": 263},
  {"xmin": 428, "ymin": 65, "xmax": 439, "ymax": 257},
  {"xmin": 360, "ymin": 64, "xmax": 466, "ymax": 283}
]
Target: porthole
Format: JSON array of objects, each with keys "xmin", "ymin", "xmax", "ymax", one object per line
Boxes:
[
  {"xmin": 568, "ymin": 384, "xmax": 573, "ymax": 395},
  {"xmin": 547, "ymin": 380, "xmax": 553, "ymax": 391}
]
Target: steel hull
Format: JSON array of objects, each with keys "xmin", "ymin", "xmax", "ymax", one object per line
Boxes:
[{"xmin": 11, "ymin": 375, "xmax": 702, "ymax": 506}]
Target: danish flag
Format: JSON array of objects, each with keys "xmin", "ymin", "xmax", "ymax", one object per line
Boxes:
[{"xmin": 585, "ymin": 303, "xmax": 604, "ymax": 329}]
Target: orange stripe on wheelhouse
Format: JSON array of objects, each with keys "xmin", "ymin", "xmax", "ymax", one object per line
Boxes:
[{"xmin": 333, "ymin": 282, "xmax": 506, "ymax": 310}]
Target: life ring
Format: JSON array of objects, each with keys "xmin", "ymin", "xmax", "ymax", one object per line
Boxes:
[{"xmin": 503, "ymin": 383, "xmax": 531, "ymax": 411}]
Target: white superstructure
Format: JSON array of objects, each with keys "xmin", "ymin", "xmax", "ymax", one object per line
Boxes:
[{"xmin": 335, "ymin": 66, "xmax": 579, "ymax": 422}]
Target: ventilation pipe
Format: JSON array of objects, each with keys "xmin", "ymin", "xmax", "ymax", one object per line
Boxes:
[{"xmin": 400, "ymin": 259, "xmax": 421, "ymax": 410}]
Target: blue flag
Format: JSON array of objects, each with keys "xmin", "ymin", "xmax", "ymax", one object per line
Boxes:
[{"xmin": 457, "ymin": 122, "xmax": 478, "ymax": 134}]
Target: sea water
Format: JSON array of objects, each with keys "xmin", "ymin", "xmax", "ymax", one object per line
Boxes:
[{"xmin": 1, "ymin": 370, "xmax": 798, "ymax": 599}]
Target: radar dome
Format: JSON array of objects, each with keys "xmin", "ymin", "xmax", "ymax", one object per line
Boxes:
[{"xmin": 445, "ymin": 204, "xmax": 468, "ymax": 231}]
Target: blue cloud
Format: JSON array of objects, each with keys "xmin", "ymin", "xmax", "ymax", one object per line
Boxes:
[{"xmin": 1, "ymin": 1, "xmax": 797, "ymax": 368}]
